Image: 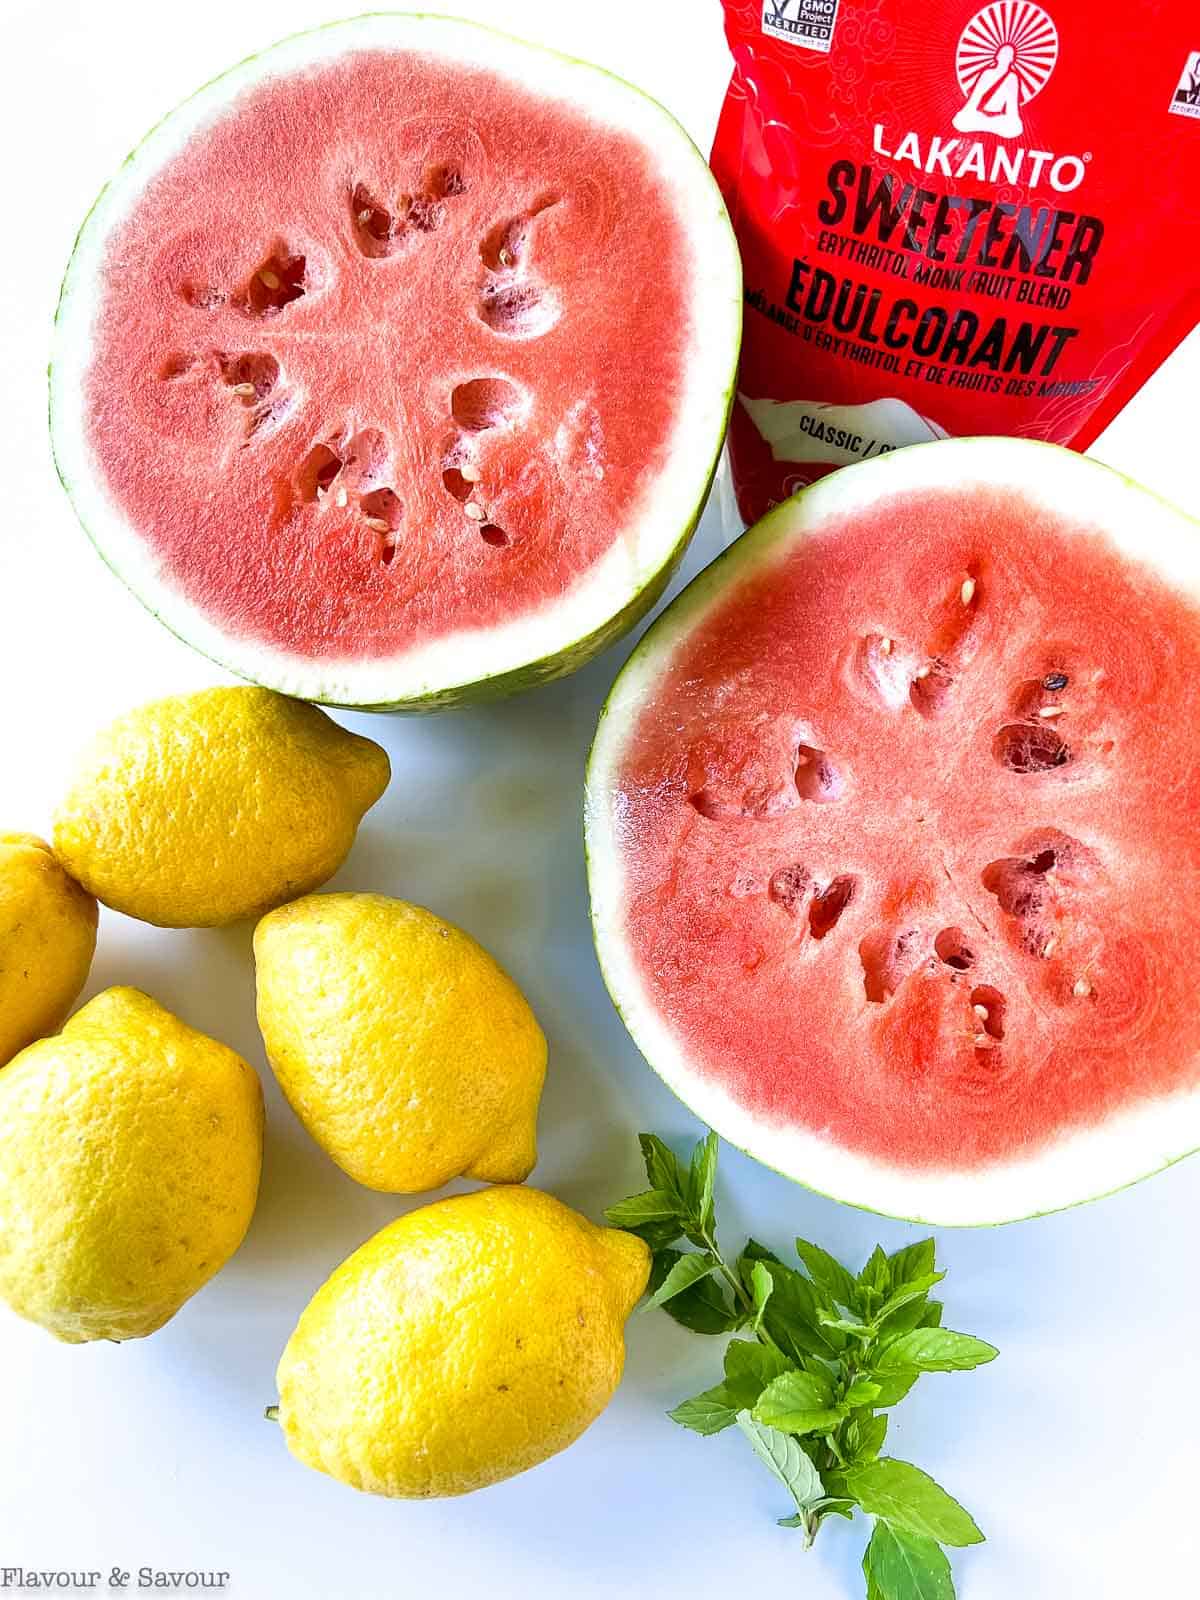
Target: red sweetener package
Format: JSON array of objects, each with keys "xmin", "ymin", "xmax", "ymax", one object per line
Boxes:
[{"xmin": 713, "ymin": 0, "xmax": 1200, "ymax": 523}]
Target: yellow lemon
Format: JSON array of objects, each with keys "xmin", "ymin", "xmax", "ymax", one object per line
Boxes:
[
  {"xmin": 0, "ymin": 987, "xmax": 263, "ymax": 1343},
  {"xmin": 53, "ymin": 687, "xmax": 389, "ymax": 928},
  {"xmin": 273, "ymin": 1186, "xmax": 650, "ymax": 1497},
  {"xmin": 0, "ymin": 833, "xmax": 98, "ymax": 1065},
  {"xmin": 254, "ymin": 892, "xmax": 547, "ymax": 1192}
]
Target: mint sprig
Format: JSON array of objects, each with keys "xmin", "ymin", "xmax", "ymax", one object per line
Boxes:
[{"xmin": 606, "ymin": 1131, "xmax": 998, "ymax": 1597}]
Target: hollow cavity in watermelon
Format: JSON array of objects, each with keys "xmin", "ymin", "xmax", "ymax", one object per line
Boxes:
[
  {"xmin": 50, "ymin": 15, "xmax": 741, "ymax": 709},
  {"xmin": 587, "ymin": 438, "xmax": 1200, "ymax": 1225}
]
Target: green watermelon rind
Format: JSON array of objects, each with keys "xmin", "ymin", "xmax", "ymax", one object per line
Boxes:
[
  {"xmin": 48, "ymin": 12, "xmax": 742, "ymax": 712},
  {"xmin": 585, "ymin": 436, "xmax": 1200, "ymax": 1226}
]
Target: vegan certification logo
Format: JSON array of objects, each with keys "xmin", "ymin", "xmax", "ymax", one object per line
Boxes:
[
  {"xmin": 1169, "ymin": 50, "xmax": 1200, "ymax": 119},
  {"xmin": 761, "ymin": 0, "xmax": 842, "ymax": 55},
  {"xmin": 952, "ymin": 0, "xmax": 1060, "ymax": 138}
]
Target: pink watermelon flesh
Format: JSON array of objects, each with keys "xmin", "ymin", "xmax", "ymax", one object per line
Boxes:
[
  {"xmin": 84, "ymin": 50, "xmax": 691, "ymax": 658},
  {"xmin": 613, "ymin": 486, "xmax": 1200, "ymax": 1171}
]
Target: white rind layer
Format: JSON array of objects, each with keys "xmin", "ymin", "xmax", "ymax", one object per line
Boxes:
[
  {"xmin": 586, "ymin": 437, "xmax": 1200, "ymax": 1225},
  {"xmin": 50, "ymin": 13, "xmax": 742, "ymax": 708}
]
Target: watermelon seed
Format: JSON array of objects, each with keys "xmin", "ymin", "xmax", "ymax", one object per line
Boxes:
[
  {"xmin": 960, "ymin": 577, "xmax": 976, "ymax": 605},
  {"xmin": 244, "ymin": 252, "xmax": 307, "ymax": 315},
  {"xmin": 970, "ymin": 985, "xmax": 1006, "ymax": 1040},
  {"xmin": 460, "ymin": 463, "xmax": 481, "ymax": 483},
  {"xmin": 218, "ymin": 352, "xmax": 280, "ymax": 404},
  {"xmin": 1038, "ymin": 705, "xmax": 1065, "ymax": 718},
  {"xmin": 1073, "ymin": 977, "xmax": 1093, "ymax": 998},
  {"xmin": 1043, "ymin": 672, "xmax": 1069, "ymax": 691},
  {"xmin": 915, "ymin": 666, "xmax": 931, "ymax": 679},
  {"xmin": 1041, "ymin": 935, "xmax": 1059, "ymax": 958},
  {"xmin": 464, "ymin": 503, "xmax": 485, "ymax": 521},
  {"xmin": 880, "ymin": 637, "xmax": 893, "ymax": 654},
  {"xmin": 361, "ymin": 488, "xmax": 402, "ymax": 536},
  {"xmin": 480, "ymin": 524, "xmax": 509, "ymax": 547}
]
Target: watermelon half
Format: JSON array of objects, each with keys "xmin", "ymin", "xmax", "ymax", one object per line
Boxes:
[
  {"xmin": 50, "ymin": 15, "xmax": 741, "ymax": 709},
  {"xmin": 586, "ymin": 438, "xmax": 1200, "ymax": 1225}
]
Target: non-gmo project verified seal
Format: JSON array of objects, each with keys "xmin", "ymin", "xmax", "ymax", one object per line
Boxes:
[
  {"xmin": 761, "ymin": 0, "xmax": 841, "ymax": 54},
  {"xmin": 1169, "ymin": 50, "xmax": 1200, "ymax": 119}
]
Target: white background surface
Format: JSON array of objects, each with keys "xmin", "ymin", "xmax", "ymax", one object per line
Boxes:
[{"xmin": 2, "ymin": 2, "xmax": 1198, "ymax": 1596}]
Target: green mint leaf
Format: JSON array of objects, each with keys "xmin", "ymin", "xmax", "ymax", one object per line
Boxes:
[
  {"xmin": 740, "ymin": 1238, "xmax": 785, "ymax": 1271},
  {"xmin": 648, "ymin": 1249, "xmax": 738, "ymax": 1334},
  {"xmin": 876, "ymin": 1274, "xmax": 945, "ymax": 1321},
  {"xmin": 918, "ymin": 1300, "xmax": 944, "ymax": 1329},
  {"xmin": 752, "ymin": 1259, "xmax": 838, "ymax": 1360},
  {"xmin": 876, "ymin": 1291, "xmax": 938, "ymax": 1341},
  {"xmin": 758, "ymin": 1365, "xmax": 835, "ymax": 1410},
  {"xmin": 815, "ymin": 1497, "xmax": 858, "ymax": 1522},
  {"xmin": 735, "ymin": 1411, "xmax": 824, "ymax": 1514},
  {"xmin": 864, "ymin": 1521, "xmax": 956, "ymax": 1600},
  {"xmin": 841, "ymin": 1459, "xmax": 984, "ymax": 1547},
  {"xmin": 867, "ymin": 1580, "xmax": 888, "ymax": 1600},
  {"xmin": 724, "ymin": 1339, "xmax": 795, "ymax": 1408},
  {"xmin": 875, "ymin": 1328, "xmax": 999, "ymax": 1374},
  {"xmin": 638, "ymin": 1133, "xmax": 688, "ymax": 1201},
  {"xmin": 859, "ymin": 1244, "xmax": 892, "ymax": 1295},
  {"xmin": 604, "ymin": 1189, "xmax": 686, "ymax": 1228},
  {"xmin": 748, "ymin": 1260, "xmax": 774, "ymax": 1332},
  {"xmin": 886, "ymin": 1239, "xmax": 937, "ymax": 1289},
  {"xmin": 755, "ymin": 1402, "xmax": 845, "ymax": 1437},
  {"xmin": 818, "ymin": 1313, "xmax": 874, "ymax": 1340},
  {"xmin": 843, "ymin": 1377, "xmax": 883, "ymax": 1408},
  {"xmin": 627, "ymin": 1217, "xmax": 689, "ymax": 1252},
  {"xmin": 872, "ymin": 1372, "xmax": 919, "ymax": 1408},
  {"xmin": 754, "ymin": 1369, "xmax": 843, "ymax": 1434},
  {"xmin": 686, "ymin": 1130, "xmax": 719, "ymax": 1235},
  {"xmin": 645, "ymin": 1247, "xmax": 716, "ymax": 1306},
  {"xmin": 795, "ymin": 1237, "xmax": 859, "ymax": 1309},
  {"xmin": 667, "ymin": 1386, "xmax": 740, "ymax": 1435},
  {"xmin": 846, "ymin": 1412, "xmax": 889, "ymax": 1464}
]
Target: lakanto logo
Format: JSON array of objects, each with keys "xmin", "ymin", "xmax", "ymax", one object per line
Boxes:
[
  {"xmin": 871, "ymin": 0, "xmax": 1090, "ymax": 192},
  {"xmin": 953, "ymin": 1, "xmax": 1059, "ymax": 138}
]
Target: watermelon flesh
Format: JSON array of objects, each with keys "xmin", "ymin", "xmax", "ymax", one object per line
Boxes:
[
  {"xmin": 51, "ymin": 18, "xmax": 741, "ymax": 707},
  {"xmin": 587, "ymin": 439, "xmax": 1200, "ymax": 1223}
]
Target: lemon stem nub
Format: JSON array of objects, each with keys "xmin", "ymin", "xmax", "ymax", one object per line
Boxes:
[{"xmin": 264, "ymin": 1405, "xmax": 280, "ymax": 1423}]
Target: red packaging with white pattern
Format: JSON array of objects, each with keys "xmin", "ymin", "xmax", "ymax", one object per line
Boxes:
[{"xmin": 714, "ymin": 0, "xmax": 1200, "ymax": 523}]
